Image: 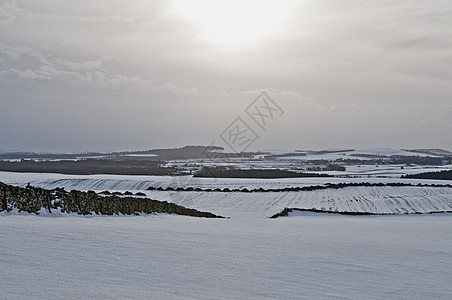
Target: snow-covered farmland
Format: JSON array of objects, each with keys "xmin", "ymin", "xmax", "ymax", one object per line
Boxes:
[
  {"xmin": 144, "ymin": 186, "xmax": 452, "ymax": 218},
  {"xmin": 2, "ymin": 171, "xmax": 451, "ymax": 192},
  {"xmin": 1, "ymin": 171, "xmax": 451, "ymax": 218},
  {"xmin": 1, "ymin": 214, "xmax": 451, "ymax": 299},
  {"xmin": 1, "ymin": 170, "xmax": 452, "ymax": 299}
]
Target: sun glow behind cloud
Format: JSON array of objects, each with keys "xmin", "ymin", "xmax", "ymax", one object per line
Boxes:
[
  {"xmin": 174, "ymin": 0, "xmax": 296, "ymax": 44},
  {"xmin": 1, "ymin": 0, "xmax": 452, "ymax": 151}
]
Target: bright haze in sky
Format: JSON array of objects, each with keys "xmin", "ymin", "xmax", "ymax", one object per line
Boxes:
[{"xmin": 0, "ymin": 0, "xmax": 451, "ymax": 152}]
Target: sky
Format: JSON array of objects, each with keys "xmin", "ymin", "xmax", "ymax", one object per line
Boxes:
[{"xmin": 0, "ymin": 0, "xmax": 451, "ymax": 153}]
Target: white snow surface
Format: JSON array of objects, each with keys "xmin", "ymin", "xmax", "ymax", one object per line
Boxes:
[
  {"xmin": 145, "ymin": 186, "xmax": 452, "ymax": 218},
  {"xmin": 271, "ymin": 148, "xmax": 440, "ymax": 161},
  {"xmin": 2, "ymin": 171, "xmax": 451, "ymax": 191},
  {"xmin": 1, "ymin": 214, "xmax": 451, "ymax": 299},
  {"xmin": 1, "ymin": 170, "xmax": 452, "ymax": 299},
  {"xmin": 352, "ymin": 148, "xmax": 433, "ymax": 157},
  {"xmin": 1, "ymin": 172, "xmax": 451, "ymax": 218}
]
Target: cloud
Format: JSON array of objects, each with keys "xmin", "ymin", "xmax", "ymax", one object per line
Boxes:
[
  {"xmin": 0, "ymin": 1, "xmax": 27, "ymax": 23},
  {"xmin": 0, "ymin": 68, "xmax": 52, "ymax": 79},
  {"xmin": 0, "ymin": 1, "xmax": 143, "ymax": 25},
  {"xmin": 0, "ymin": 44, "xmax": 46, "ymax": 62},
  {"xmin": 0, "ymin": 43, "xmax": 225, "ymax": 97},
  {"xmin": 239, "ymin": 89, "xmax": 321, "ymax": 107},
  {"xmin": 0, "ymin": 0, "xmax": 451, "ymax": 151}
]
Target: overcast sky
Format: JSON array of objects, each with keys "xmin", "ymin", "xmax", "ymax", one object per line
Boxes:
[{"xmin": 1, "ymin": 0, "xmax": 451, "ymax": 153}]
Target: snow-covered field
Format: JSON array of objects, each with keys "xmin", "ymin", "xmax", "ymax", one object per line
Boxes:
[
  {"xmin": 1, "ymin": 171, "xmax": 451, "ymax": 191},
  {"xmin": 1, "ymin": 214, "xmax": 451, "ymax": 299},
  {"xmin": 1, "ymin": 170, "xmax": 452, "ymax": 299},
  {"xmin": 145, "ymin": 186, "xmax": 452, "ymax": 218},
  {"xmin": 163, "ymin": 147, "xmax": 452, "ymax": 178},
  {"xmin": 1, "ymin": 171, "xmax": 451, "ymax": 218}
]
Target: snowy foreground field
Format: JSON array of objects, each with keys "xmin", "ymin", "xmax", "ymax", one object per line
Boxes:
[
  {"xmin": 1, "ymin": 171, "xmax": 452, "ymax": 299},
  {"xmin": 1, "ymin": 214, "xmax": 451, "ymax": 299}
]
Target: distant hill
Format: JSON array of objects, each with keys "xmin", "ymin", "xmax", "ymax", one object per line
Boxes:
[
  {"xmin": 403, "ymin": 149, "xmax": 452, "ymax": 156},
  {"xmin": 0, "ymin": 145, "xmax": 264, "ymax": 161}
]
